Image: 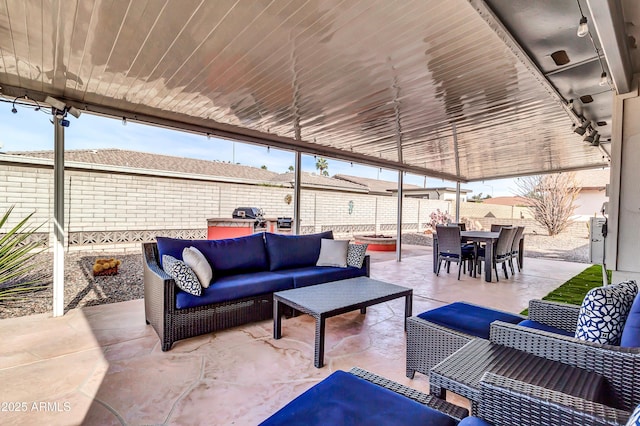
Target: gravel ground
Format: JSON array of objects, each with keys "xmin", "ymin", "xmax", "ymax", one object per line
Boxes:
[{"xmin": 0, "ymin": 232, "xmax": 590, "ymax": 319}]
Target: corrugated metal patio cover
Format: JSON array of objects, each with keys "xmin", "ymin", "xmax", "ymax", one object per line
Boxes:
[{"xmin": 0, "ymin": 0, "xmax": 608, "ymax": 181}]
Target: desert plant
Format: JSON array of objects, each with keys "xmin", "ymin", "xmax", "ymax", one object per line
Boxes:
[
  {"xmin": 515, "ymin": 173, "xmax": 579, "ymax": 236},
  {"xmin": 0, "ymin": 206, "xmax": 46, "ymax": 301}
]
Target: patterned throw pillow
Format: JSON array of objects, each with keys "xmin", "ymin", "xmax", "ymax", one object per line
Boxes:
[
  {"xmin": 347, "ymin": 243, "xmax": 368, "ymax": 268},
  {"xmin": 162, "ymin": 255, "xmax": 202, "ymax": 296},
  {"xmin": 575, "ymin": 280, "xmax": 638, "ymax": 345},
  {"xmin": 626, "ymin": 403, "xmax": 640, "ymax": 426}
]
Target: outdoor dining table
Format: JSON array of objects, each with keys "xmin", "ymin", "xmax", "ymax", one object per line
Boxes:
[{"xmin": 432, "ymin": 230, "xmax": 524, "ymax": 282}]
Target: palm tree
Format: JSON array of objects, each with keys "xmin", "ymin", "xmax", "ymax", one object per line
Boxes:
[
  {"xmin": 0, "ymin": 206, "xmax": 46, "ymax": 301},
  {"xmin": 315, "ymin": 157, "xmax": 329, "ymax": 176},
  {"xmin": 288, "ymin": 165, "xmax": 294, "ymax": 172}
]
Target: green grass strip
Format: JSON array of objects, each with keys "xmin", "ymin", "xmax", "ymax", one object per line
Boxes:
[{"xmin": 521, "ymin": 264, "xmax": 612, "ymax": 315}]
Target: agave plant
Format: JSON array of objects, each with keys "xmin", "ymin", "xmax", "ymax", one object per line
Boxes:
[{"xmin": 0, "ymin": 206, "xmax": 46, "ymax": 301}]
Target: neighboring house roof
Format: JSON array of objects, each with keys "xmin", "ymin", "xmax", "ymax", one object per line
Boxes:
[
  {"xmin": 334, "ymin": 174, "xmax": 422, "ymax": 195},
  {"xmin": 5, "ymin": 149, "xmax": 280, "ymax": 181},
  {"xmin": 572, "ymin": 168, "xmax": 609, "ymax": 190},
  {"xmin": 481, "ymin": 196, "xmax": 534, "ymax": 206},
  {"xmin": 270, "ymin": 172, "xmax": 368, "ymax": 192}
]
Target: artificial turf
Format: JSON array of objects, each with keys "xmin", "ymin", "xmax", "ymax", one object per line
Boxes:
[{"xmin": 521, "ymin": 264, "xmax": 612, "ymax": 315}]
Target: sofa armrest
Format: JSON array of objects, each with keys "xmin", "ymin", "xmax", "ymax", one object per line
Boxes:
[
  {"xmin": 142, "ymin": 243, "xmax": 179, "ymax": 349},
  {"xmin": 490, "ymin": 321, "xmax": 640, "ymax": 411},
  {"xmin": 528, "ymin": 299, "xmax": 580, "ymax": 332},
  {"xmin": 479, "ymin": 372, "xmax": 630, "ymax": 426},
  {"xmin": 363, "ymin": 254, "xmax": 371, "ymax": 277}
]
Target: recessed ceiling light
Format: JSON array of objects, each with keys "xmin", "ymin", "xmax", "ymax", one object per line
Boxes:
[
  {"xmin": 580, "ymin": 95, "xmax": 594, "ymax": 104},
  {"xmin": 551, "ymin": 50, "xmax": 570, "ymax": 66}
]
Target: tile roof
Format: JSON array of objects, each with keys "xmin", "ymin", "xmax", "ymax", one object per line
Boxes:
[
  {"xmin": 271, "ymin": 172, "xmax": 368, "ymax": 191},
  {"xmin": 334, "ymin": 174, "xmax": 422, "ymax": 194},
  {"xmin": 6, "ymin": 149, "xmax": 280, "ymax": 181}
]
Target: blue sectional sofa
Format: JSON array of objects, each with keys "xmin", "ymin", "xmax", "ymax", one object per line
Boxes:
[{"xmin": 142, "ymin": 231, "xmax": 370, "ymax": 351}]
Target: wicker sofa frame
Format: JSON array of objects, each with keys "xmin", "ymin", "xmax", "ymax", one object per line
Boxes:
[
  {"xmin": 490, "ymin": 299, "xmax": 640, "ymax": 413},
  {"xmin": 143, "ymin": 242, "xmax": 371, "ymax": 351},
  {"xmin": 405, "ymin": 302, "xmax": 526, "ymax": 378},
  {"xmin": 356, "ymin": 367, "xmax": 632, "ymax": 425}
]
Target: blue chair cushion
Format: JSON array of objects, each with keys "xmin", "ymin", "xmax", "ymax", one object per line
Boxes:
[
  {"xmin": 459, "ymin": 417, "xmax": 493, "ymax": 426},
  {"xmin": 517, "ymin": 320, "xmax": 574, "ymax": 337},
  {"xmin": 176, "ymin": 271, "xmax": 293, "ymax": 309},
  {"xmin": 157, "ymin": 234, "xmax": 269, "ymax": 277},
  {"xmin": 621, "ymin": 293, "xmax": 640, "ymax": 348},
  {"xmin": 265, "ymin": 231, "xmax": 333, "ymax": 271},
  {"xmin": 417, "ymin": 302, "xmax": 523, "ymax": 339},
  {"xmin": 259, "ymin": 370, "xmax": 457, "ymax": 426},
  {"xmin": 274, "ymin": 265, "xmax": 367, "ymax": 288}
]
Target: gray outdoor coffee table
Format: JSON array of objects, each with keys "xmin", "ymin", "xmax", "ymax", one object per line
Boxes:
[{"xmin": 273, "ymin": 276, "xmax": 413, "ymax": 368}]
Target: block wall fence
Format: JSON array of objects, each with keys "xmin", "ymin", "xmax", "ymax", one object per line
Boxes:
[{"xmin": 1, "ymin": 160, "xmax": 589, "ymax": 253}]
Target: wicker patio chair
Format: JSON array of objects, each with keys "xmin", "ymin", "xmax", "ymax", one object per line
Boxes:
[
  {"xmin": 489, "ymin": 299, "xmax": 640, "ymax": 413},
  {"xmin": 507, "ymin": 226, "xmax": 525, "ymax": 273},
  {"xmin": 435, "ymin": 225, "xmax": 475, "ymax": 279},
  {"xmin": 476, "ymin": 226, "xmax": 516, "ymax": 280},
  {"xmin": 478, "ymin": 372, "xmax": 633, "ymax": 426},
  {"xmin": 406, "ymin": 302, "xmax": 525, "ymax": 378}
]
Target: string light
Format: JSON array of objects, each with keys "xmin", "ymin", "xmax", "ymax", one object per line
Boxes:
[
  {"xmin": 577, "ymin": 16, "xmax": 588, "ymax": 37},
  {"xmin": 599, "ymin": 72, "xmax": 608, "ymax": 86}
]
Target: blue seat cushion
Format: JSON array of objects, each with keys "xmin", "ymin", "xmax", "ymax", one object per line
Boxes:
[
  {"xmin": 176, "ymin": 271, "xmax": 293, "ymax": 309},
  {"xmin": 621, "ymin": 293, "xmax": 640, "ymax": 348},
  {"xmin": 459, "ymin": 417, "xmax": 493, "ymax": 426},
  {"xmin": 441, "ymin": 245, "xmax": 474, "ymax": 260},
  {"xmin": 265, "ymin": 231, "xmax": 333, "ymax": 271},
  {"xmin": 417, "ymin": 302, "xmax": 523, "ymax": 339},
  {"xmin": 157, "ymin": 234, "xmax": 269, "ymax": 278},
  {"xmin": 274, "ymin": 265, "xmax": 367, "ymax": 288},
  {"xmin": 259, "ymin": 370, "xmax": 457, "ymax": 426},
  {"xmin": 517, "ymin": 319, "xmax": 574, "ymax": 337}
]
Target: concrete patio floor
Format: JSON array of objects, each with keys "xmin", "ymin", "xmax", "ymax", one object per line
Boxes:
[{"xmin": 0, "ymin": 246, "xmax": 588, "ymax": 425}]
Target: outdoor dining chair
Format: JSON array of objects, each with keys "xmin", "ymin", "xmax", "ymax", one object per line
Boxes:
[
  {"xmin": 508, "ymin": 226, "xmax": 525, "ymax": 273},
  {"xmin": 435, "ymin": 225, "xmax": 475, "ymax": 280},
  {"xmin": 490, "ymin": 224, "xmax": 509, "ymax": 232},
  {"xmin": 476, "ymin": 226, "xmax": 516, "ymax": 281}
]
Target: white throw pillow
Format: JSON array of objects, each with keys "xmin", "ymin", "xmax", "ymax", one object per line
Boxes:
[
  {"xmin": 316, "ymin": 239, "xmax": 349, "ymax": 268},
  {"xmin": 182, "ymin": 246, "xmax": 213, "ymax": 288}
]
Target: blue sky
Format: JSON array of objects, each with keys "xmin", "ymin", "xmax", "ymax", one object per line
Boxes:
[{"xmin": 0, "ymin": 102, "xmax": 516, "ymax": 197}]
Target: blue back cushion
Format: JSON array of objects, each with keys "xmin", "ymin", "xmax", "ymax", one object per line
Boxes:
[
  {"xmin": 156, "ymin": 233, "xmax": 268, "ymax": 276},
  {"xmin": 621, "ymin": 294, "xmax": 640, "ymax": 348},
  {"xmin": 156, "ymin": 236, "xmax": 210, "ymax": 268},
  {"xmin": 417, "ymin": 302, "xmax": 523, "ymax": 339},
  {"xmin": 259, "ymin": 370, "xmax": 457, "ymax": 426},
  {"xmin": 265, "ymin": 231, "xmax": 333, "ymax": 271}
]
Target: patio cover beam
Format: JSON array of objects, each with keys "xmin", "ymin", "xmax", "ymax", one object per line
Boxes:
[
  {"xmin": 396, "ymin": 171, "xmax": 403, "ymax": 262},
  {"xmin": 587, "ymin": 0, "xmax": 633, "ymax": 94},
  {"xmin": 0, "ymin": 86, "xmax": 463, "ymax": 183},
  {"xmin": 53, "ymin": 115, "xmax": 65, "ymax": 317}
]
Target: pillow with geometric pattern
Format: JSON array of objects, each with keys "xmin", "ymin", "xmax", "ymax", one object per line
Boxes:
[
  {"xmin": 626, "ymin": 402, "xmax": 640, "ymax": 426},
  {"xmin": 574, "ymin": 280, "xmax": 638, "ymax": 345},
  {"xmin": 347, "ymin": 243, "xmax": 368, "ymax": 268},
  {"xmin": 162, "ymin": 255, "xmax": 202, "ymax": 296}
]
